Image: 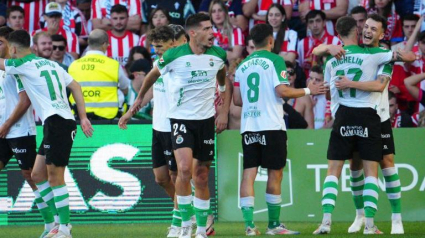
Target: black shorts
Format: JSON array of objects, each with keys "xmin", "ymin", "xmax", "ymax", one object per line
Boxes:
[
  {"xmin": 152, "ymin": 129, "xmax": 177, "ymax": 171},
  {"xmin": 381, "ymin": 119, "xmax": 395, "ymax": 155},
  {"xmin": 0, "ymin": 135, "xmax": 36, "ymax": 170},
  {"xmin": 242, "ymin": 130, "xmax": 287, "ymax": 170},
  {"xmin": 328, "ymin": 105, "xmax": 382, "ymax": 162},
  {"xmin": 170, "ymin": 117, "xmax": 215, "ymax": 162},
  {"xmin": 38, "ymin": 115, "xmax": 77, "ymax": 167}
]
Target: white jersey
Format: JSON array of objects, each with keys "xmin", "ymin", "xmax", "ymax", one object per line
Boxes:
[
  {"xmin": 325, "ymin": 45, "xmax": 392, "ymax": 111},
  {"xmin": 376, "ymin": 64, "xmax": 394, "ymax": 122},
  {"xmin": 0, "ymin": 71, "xmax": 36, "ymax": 138},
  {"xmin": 235, "ymin": 50, "xmax": 289, "ymax": 133},
  {"xmin": 313, "ymin": 94, "xmax": 327, "ymax": 129},
  {"xmin": 4, "ymin": 54, "xmax": 75, "ymax": 124},
  {"xmin": 152, "ymin": 60, "xmax": 171, "ymax": 132},
  {"xmin": 157, "ymin": 44, "xmax": 226, "ymax": 120}
]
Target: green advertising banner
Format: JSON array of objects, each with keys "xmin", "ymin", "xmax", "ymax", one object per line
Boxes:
[{"xmin": 217, "ymin": 129, "xmax": 425, "ymax": 222}]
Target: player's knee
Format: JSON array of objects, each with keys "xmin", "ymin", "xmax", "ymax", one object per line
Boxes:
[
  {"xmin": 381, "ymin": 154, "xmax": 395, "ymax": 168},
  {"xmin": 155, "ymin": 175, "xmax": 171, "ymax": 188},
  {"xmin": 193, "ymin": 171, "xmax": 209, "ymax": 187},
  {"xmin": 31, "ymin": 170, "xmax": 45, "ymax": 183},
  {"xmin": 21, "ymin": 170, "xmax": 33, "ymax": 182}
]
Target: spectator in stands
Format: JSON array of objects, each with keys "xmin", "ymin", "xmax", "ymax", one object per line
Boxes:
[
  {"xmin": 209, "ymin": 0, "xmax": 245, "ymax": 61},
  {"xmin": 242, "ymin": 0, "xmax": 292, "ymax": 29},
  {"xmin": 266, "ymin": 3, "xmax": 297, "ymax": 63},
  {"xmin": 91, "ymin": 0, "xmax": 142, "ymax": 32},
  {"xmin": 125, "ymin": 46, "xmax": 152, "ymax": 76},
  {"xmin": 389, "ymin": 91, "xmax": 419, "ymax": 127},
  {"xmin": 127, "ymin": 59, "xmax": 153, "ymax": 120},
  {"xmin": 199, "ymin": 0, "xmax": 248, "ymax": 31},
  {"xmin": 245, "ymin": 35, "xmax": 255, "ymax": 56},
  {"xmin": 6, "ymin": 6, "xmax": 25, "ymax": 31},
  {"xmin": 285, "ymin": 61, "xmax": 314, "ymax": 129},
  {"xmin": 350, "ymin": 6, "xmax": 367, "ymax": 44},
  {"xmin": 404, "ymin": 72, "xmax": 425, "ymax": 110},
  {"xmin": 33, "ymin": 31, "xmax": 53, "ymax": 59},
  {"xmin": 364, "ymin": 0, "xmax": 403, "ymax": 43},
  {"xmin": 107, "ymin": 4, "xmax": 140, "ymax": 66},
  {"xmin": 77, "ymin": 0, "xmax": 92, "ymax": 34},
  {"xmin": 7, "ymin": 0, "xmax": 47, "ymax": 33},
  {"xmin": 299, "ymin": 0, "xmax": 348, "ymax": 36},
  {"xmin": 288, "ymin": 0, "xmax": 307, "ymax": 40},
  {"xmin": 50, "ymin": 34, "xmax": 75, "ymax": 67},
  {"xmin": 69, "ymin": 29, "xmax": 130, "ymax": 120},
  {"xmin": 139, "ymin": 7, "xmax": 171, "ymax": 54},
  {"xmin": 298, "ymin": 10, "xmax": 340, "ymax": 76},
  {"xmin": 308, "ymin": 65, "xmax": 331, "ymax": 129},
  {"xmin": 34, "ymin": 2, "xmax": 80, "ymax": 59},
  {"xmin": 142, "ymin": 0, "xmax": 196, "ymax": 26}
]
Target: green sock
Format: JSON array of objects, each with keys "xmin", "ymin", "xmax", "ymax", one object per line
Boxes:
[
  {"xmin": 171, "ymin": 209, "xmax": 182, "ymax": 227},
  {"xmin": 37, "ymin": 181, "xmax": 58, "ymax": 215},
  {"xmin": 178, "ymin": 203, "xmax": 193, "ymax": 224},
  {"xmin": 52, "ymin": 185, "xmax": 70, "ymax": 224},
  {"xmin": 241, "ymin": 206, "xmax": 255, "ymax": 228},
  {"xmin": 34, "ymin": 190, "xmax": 54, "ymax": 224},
  {"xmin": 195, "ymin": 207, "xmax": 209, "ymax": 227},
  {"xmin": 267, "ymin": 202, "xmax": 281, "ymax": 229},
  {"xmin": 382, "ymin": 168, "xmax": 401, "ymax": 213}
]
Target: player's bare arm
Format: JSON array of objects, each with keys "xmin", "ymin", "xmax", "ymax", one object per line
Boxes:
[
  {"xmin": 67, "ymin": 80, "xmax": 94, "ymax": 138},
  {"xmin": 216, "ymin": 70, "xmax": 232, "ymax": 133},
  {"xmin": 118, "ymin": 87, "xmax": 154, "ymax": 130},
  {"xmin": 312, "ymin": 44, "xmax": 345, "ymax": 59},
  {"xmin": 391, "ymin": 50, "xmax": 415, "ymax": 63},
  {"xmin": 275, "ymin": 80, "xmax": 326, "ymax": 98},
  {"xmin": 404, "ymin": 72, "xmax": 425, "ymax": 100},
  {"xmin": 0, "ymin": 91, "xmax": 31, "ymax": 138},
  {"xmin": 336, "ymin": 74, "xmax": 391, "ymax": 92}
]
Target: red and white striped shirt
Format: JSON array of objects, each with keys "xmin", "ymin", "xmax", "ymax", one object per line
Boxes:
[
  {"xmin": 138, "ymin": 34, "xmax": 147, "ymax": 47},
  {"xmin": 32, "ymin": 28, "xmax": 80, "ymax": 54},
  {"xmin": 40, "ymin": 3, "xmax": 88, "ymax": 37},
  {"xmin": 242, "ymin": 0, "xmax": 292, "ymax": 29},
  {"xmin": 298, "ymin": 31, "xmax": 340, "ymax": 75},
  {"xmin": 279, "ymin": 29, "xmax": 298, "ymax": 55},
  {"xmin": 408, "ymin": 55, "xmax": 425, "ymax": 112},
  {"xmin": 91, "ymin": 0, "xmax": 142, "ymax": 19},
  {"xmin": 212, "ymin": 26, "xmax": 245, "ymax": 51},
  {"xmin": 107, "ymin": 30, "xmax": 140, "ymax": 66},
  {"xmin": 8, "ymin": 0, "xmax": 48, "ymax": 33},
  {"xmin": 308, "ymin": 0, "xmax": 337, "ymax": 35}
]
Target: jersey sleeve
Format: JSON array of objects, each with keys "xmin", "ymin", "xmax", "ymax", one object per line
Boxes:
[
  {"xmin": 14, "ymin": 75, "xmax": 25, "ymax": 93},
  {"xmin": 377, "ymin": 63, "xmax": 393, "ymax": 78},
  {"xmin": 128, "ymin": 0, "xmax": 142, "ymax": 16},
  {"xmin": 324, "ymin": 59, "xmax": 332, "ymax": 84},
  {"xmin": 4, "ymin": 59, "xmax": 26, "ymax": 75},
  {"xmin": 157, "ymin": 50, "xmax": 173, "ymax": 75},
  {"xmin": 234, "ymin": 69, "xmax": 241, "ymax": 87},
  {"xmin": 62, "ymin": 68, "xmax": 74, "ymax": 86},
  {"xmin": 273, "ymin": 56, "xmax": 289, "ymax": 87}
]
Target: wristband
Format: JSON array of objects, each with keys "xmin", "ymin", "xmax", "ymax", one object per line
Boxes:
[
  {"xmin": 303, "ymin": 88, "xmax": 311, "ymax": 96},
  {"xmin": 218, "ymin": 84, "xmax": 226, "ymax": 93}
]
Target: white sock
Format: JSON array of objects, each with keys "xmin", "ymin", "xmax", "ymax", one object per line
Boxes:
[
  {"xmin": 392, "ymin": 213, "xmax": 402, "ymax": 221},
  {"xmin": 323, "ymin": 213, "xmax": 331, "ymax": 225},
  {"xmin": 45, "ymin": 222, "xmax": 55, "ymax": 231},
  {"xmin": 365, "ymin": 217, "xmax": 374, "ymax": 228},
  {"xmin": 54, "ymin": 215, "xmax": 60, "ymax": 224},
  {"xmin": 196, "ymin": 226, "xmax": 206, "ymax": 234},
  {"xmin": 59, "ymin": 224, "xmax": 70, "ymax": 235},
  {"xmin": 356, "ymin": 209, "xmax": 365, "ymax": 216}
]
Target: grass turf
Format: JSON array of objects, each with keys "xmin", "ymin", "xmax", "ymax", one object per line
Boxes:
[{"xmin": 1, "ymin": 222, "xmax": 425, "ymax": 237}]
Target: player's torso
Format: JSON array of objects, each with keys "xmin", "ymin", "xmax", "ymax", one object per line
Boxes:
[{"xmin": 153, "ymin": 72, "xmax": 171, "ymax": 132}]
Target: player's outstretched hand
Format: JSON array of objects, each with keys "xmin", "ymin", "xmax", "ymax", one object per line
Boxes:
[
  {"xmin": 118, "ymin": 112, "xmax": 132, "ymax": 130},
  {"xmin": 80, "ymin": 118, "xmax": 94, "ymax": 138},
  {"xmin": 0, "ymin": 124, "xmax": 11, "ymax": 138},
  {"xmin": 328, "ymin": 45, "xmax": 345, "ymax": 60},
  {"xmin": 335, "ymin": 76, "xmax": 351, "ymax": 90},
  {"xmin": 308, "ymin": 81, "xmax": 326, "ymax": 95},
  {"xmin": 215, "ymin": 111, "xmax": 228, "ymax": 134}
]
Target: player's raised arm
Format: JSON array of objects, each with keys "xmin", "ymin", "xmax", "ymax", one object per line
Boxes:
[
  {"xmin": 67, "ymin": 80, "xmax": 94, "ymax": 138},
  {"xmin": 312, "ymin": 44, "xmax": 346, "ymax": 59},
  {"xmin": 404, "ymin": 72, "xmax": 425, "ymax": 100},
  {"xmin": 0, "ymin": 91, "xmax": 31, "ymax": 138},
  {"xmin": 391, "ymin": 49, "xmax": 416, "ymax": 63}
]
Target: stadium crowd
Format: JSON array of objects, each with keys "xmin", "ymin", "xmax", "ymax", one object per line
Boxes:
[{"xmin": 0, "ymin": 0, "xmax": 423, "ymax": 128}]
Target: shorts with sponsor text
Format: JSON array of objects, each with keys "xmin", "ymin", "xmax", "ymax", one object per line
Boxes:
[
  {"xmin": 328, "ymin": 105, "xmax": 382, "ymax": 162},
  {"xmin": 0, "ymin": 135, "xmax": 36, "ymax": 170},
  {"xmin": 170, "ymin": 117, "xmax": 215, "ymax": 162},
  {"xmin": 381, "ymin": 119, "xmax": 395, "ymax": 155},
  {"xmin": 38, "ymin": 115, "xmax": 77, "ymax": 167},
  {"xmin": 152, "ymin": 129, "xmax": 177, "ymax": 171},
  {"xmin": 242, "ymin": 130, "xmax": 287, "ymax": 170}
]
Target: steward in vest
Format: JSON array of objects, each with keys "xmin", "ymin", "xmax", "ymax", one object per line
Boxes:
[{"xmin": 69, "ymin": 29, "xmax": 129, "ymax": 120}]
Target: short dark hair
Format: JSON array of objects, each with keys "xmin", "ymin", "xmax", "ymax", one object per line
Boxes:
[
  {"xmin": 147, "ymin": 25, "xmax": 175, "ymax": 43},
  {"xmin": 402, "ymin": 14, "xmax": 420, "ymax": 26},
  {"xmin": 367, "ymin": 14, "xmax": 387, "ymax": 32},
  {"xmin": 110, "ymin": 4, "xmax": 128, "ymax": 16},
  {"xmin": 388, "ymin": 91, "xmax": 396, "ymax": 101},
  {"xmin": 285, "ymin": 61, "xmax": 294, "ymax": 69},
  {"xmin": 336, "ymin": 16, "xmax": 357, "ymax": 37},
  {"xmin": 185, "ymin": 13, "xmax": 211, "ymax": 30},
  {"xmin": 249, "ymin": 24, "xmax": 273, "ymax": 48},
  {"xmin": 169, "ymin": 24, "xmax": 188, "ymax": 41},
  {"xmin": 0, "ymin": 26, "xmax": 14, "ymax": 39},
  {"xmin": 6, "ymin": 6, "xmax": 25, "ymax": 18},
  {"xmin": 418, "ymin": 31, "xmax": 425, "ymax": 42},
  {"xmin": 310, "ymin": 65, "xmax": 323, "ymax": 75},
  {"xmin": 7, "ymin": 30, "xmax": 31, "ymax": 48},
  {"xmin": 306, "ymin": 10, "xmax": 326, "ymax": 22},
  {"xmin": 350, "ymin": 6, "xmax": 367, "ymax": 16},
  {"xmin": 51, "ymin": 34, "xmax": 67, "ymax": 45}
]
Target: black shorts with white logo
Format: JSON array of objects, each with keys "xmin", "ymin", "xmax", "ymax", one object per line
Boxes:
[
  {"xmin": 152, "ymin": 129, "xmax": 177, "ymax": 171},
  {"xmin": 381, "ymin": 119, "xmax": 395, "ymax": 155},
  {"xmin": 38, "ymin": 115, "xmax": 77, "ymax": 167},
  {"xmin": 0, "ymin": 135, "xmax": 36, "ymax": 170},
  {"xmin": 328, "ymin": 105, "xmax": 382, "ymax": 162},
  {"xmin": 242, "ymin": 130, "xmax": 287, "ymax": 170},
  {"xmin": 170, "ymin": 117, "xmax": 215, "ymax": 162}
]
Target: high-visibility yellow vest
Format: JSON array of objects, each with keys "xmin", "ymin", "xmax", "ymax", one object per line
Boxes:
[{"xmin": 69, "ymin": 53, "xmax": 120, "ymax": 119}]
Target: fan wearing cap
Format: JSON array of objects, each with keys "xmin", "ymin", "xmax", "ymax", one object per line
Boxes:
[
  {"xmin": 32, "ymin": 2, "xmax": 80, "ymax": 60},
  {"xmin": 127, "ymin": 59, "xmax": 153, "ymax": 120}
]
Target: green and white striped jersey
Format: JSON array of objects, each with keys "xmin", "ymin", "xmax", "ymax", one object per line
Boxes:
[
  {"xmin": 4, "ymin": 54, "xmax": 74, "ymax": 124},
  {"xmin": 235, "ymin": 50, "xmax": 289, "ymax": 133},
  {"xmin": 157, "ymin": 43, "xmax": 226, "ymax": 120}
]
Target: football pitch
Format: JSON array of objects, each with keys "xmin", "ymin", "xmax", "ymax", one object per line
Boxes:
[{"xmin": 2, "ymin": 222, "xmax": 425, "ymax": 237}]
